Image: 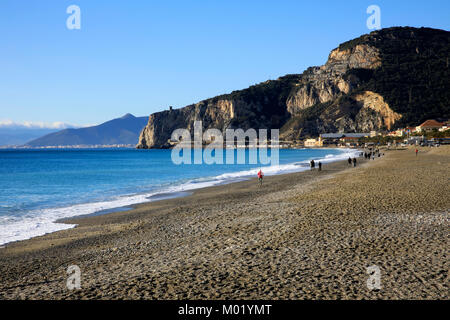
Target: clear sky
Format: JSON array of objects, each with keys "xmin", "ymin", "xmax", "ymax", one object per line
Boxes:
[{"xmin": 0, "ymin": 0, "xmax": 449, "ymax": 126}]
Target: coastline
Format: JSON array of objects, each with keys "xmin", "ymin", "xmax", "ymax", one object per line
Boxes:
[
  {"xmin": 0, "ymin": 146, "xmax": 448, "ymax": 299},
  {"xmin": 0, "ymin": 147, "xmax": 360, "ymax": 246}
]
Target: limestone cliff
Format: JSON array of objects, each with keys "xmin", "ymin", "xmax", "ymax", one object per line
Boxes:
[
  {"xmin": 354, "ymin": 91, "xmax": 402, "ymax": 131},
  {"xmin": 138, "ymin": 101, "xmax": 236, "ymax": 148},
  {"xmin": 285, "ymin": 44, "xmax": 381, "ymax": 115},
  {"xmin": 137, "ymin": 27, "xmax": 450, "ymax": 148}
]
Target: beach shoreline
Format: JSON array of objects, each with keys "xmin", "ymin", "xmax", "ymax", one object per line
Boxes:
[
  {"xmin": 0, "ymin": 145, "xmax": 448, "ymax": 299},
  {"xmin": 57, "ymin": 147, "xmax": 360, "ymax": 221},
  {"xmin": 0, "ymin": 147, "xmax": 361, "ymax": 246}
]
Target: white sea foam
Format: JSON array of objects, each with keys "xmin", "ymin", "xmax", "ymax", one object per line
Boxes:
[{"xmin": 0, "ymin": 148, "xmax": 360, "ymax": 246}]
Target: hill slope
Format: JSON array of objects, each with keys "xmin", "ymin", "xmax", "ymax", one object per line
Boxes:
[
  {"xmin": 26, "ymin": 114, "xmax": 148, "ymax": 147},
  {"xmin": 137, "ymin": 27, "xmax": 450, "ymax": 148},
  {"xmin": 0, "ymin": 128, "xmax": 63, "ymax": 146}
]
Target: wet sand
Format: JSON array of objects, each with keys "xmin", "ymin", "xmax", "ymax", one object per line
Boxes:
[{"xmin": 0, "ymin": 146, "xmax": 448, "ymax": 299}]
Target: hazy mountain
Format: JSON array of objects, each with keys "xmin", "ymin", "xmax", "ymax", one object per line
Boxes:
[
  {"xmin": 0, "ymin": 128, "xmax": 63, "ymax": 146},
  {"xmin": 26, "ymin": 114, "xmax": 148, "ymax": 147},
  {"xmin": 137, "ymin": 27, "xmax": 450, "ymax": 148},
  {"xmin": 0, "ymin": 121, "xmax": 77, "ymax": 146}
]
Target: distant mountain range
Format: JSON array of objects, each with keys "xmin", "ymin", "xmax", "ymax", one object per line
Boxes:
[
  {"xmin": 25, "ymin": 114, "xmax": 148, "ymax": 147},
  {"xmin": 0, "ymin": 127, "xmax": 65, "ymax": 146}
]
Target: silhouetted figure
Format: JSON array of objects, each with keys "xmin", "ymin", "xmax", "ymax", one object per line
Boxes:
[
  {"xmin": 348, "ymin": 157, "xmax": 352, "ymax": 166},
  {"xmin": 318, "ymin": 162, "xmax": 322, "ymax": 171},
  {"xmin": 310, "ymin": 160, "xmax": 315, "ymax": 170},
  {"xmin": 352, "ymin": 157, "xmax": 357, "ymax": 167}
]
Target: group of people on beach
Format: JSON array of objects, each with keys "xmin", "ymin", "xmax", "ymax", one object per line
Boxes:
[
  {"xmin": 363, "ymin": 149, "xmax": 382, "ymax": 160},
  {"xmin": 258, "ymin": 147, "xmax": 385, "ymax": 186},
  {"xmin": 350, "ymin": 149, "xmax": 384, "ymax": 167},
  {"xmin": 257, "ymin": 158, "xmax": 324, "ymax": 187},
  {"xmin": 348, "ymin": 157, "xmax": 357, "ymax": 167},
  {"xmin": 310, "ymin": 159, "xmax": 322, "ymax": 171}
]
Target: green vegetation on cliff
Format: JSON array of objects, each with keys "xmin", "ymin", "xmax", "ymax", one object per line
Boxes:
[{"xmin": 341, "ymin": 27, "xmax": 450, "ymax": 126}]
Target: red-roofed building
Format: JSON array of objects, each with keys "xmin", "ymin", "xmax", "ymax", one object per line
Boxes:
[{"xmin": 416, "ymin": 120, "xmax": 444, "ymax": 132}]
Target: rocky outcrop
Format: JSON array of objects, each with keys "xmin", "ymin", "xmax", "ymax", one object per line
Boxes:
[
  {"xmin": 286, "ymin": 44, "xmax": 381, "ymax": 115},
  {"xmin": 137, "ymin": 27, "xmax": 450, "ymax": 148},
  {"xmin": 137, "ymin": 100, "xmax": 236, "ymax": 148},
  {"xmin": 137, "ymin": 44, "xmax": 382, "ymax": 148},
  {"xmin": 354, "ymin": 91, "xmax": 402, "ymax": 130},
  {"xmin": 137, "ymin": 79, "xmax": 294, "ymax": 148},
  {"xmin": 280, "ymin": 91, "xmax": 403, "ymax": 140}
]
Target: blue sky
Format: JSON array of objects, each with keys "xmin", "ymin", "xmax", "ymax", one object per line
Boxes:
[{"xmin": 0, "ymin": 0, "xmax": 449, "ymax": 126}]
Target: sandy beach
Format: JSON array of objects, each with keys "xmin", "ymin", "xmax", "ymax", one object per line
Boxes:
[{"xmin": 0, "ymin": 146, "xmax": 448, "ymax": 299}]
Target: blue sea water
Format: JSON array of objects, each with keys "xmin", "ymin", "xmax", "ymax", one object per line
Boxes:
[{"xmin": 0, "ymin": 148, "xmax": 358, "ymax": 245}]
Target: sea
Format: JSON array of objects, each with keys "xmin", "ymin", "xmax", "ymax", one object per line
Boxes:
[{"xmin": 0, "ymin": 148, "xmax": 359, "ymax": 245}]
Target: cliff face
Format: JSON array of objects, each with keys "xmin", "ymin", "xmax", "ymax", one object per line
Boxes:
[
  {"xmin": 280, "ymin": 91, "xmax": 402, "ymax": 139},
  {"xmin": 285, "ymin": 44, "xmax": 381, "ymax": 115},
  {"xmin": 138, "ymin": 99, "xmax": 245, "ymax": 148},
  {"xmin": 354, "ymin": 91, "xmax": 402, "ymax": 130},
  {"xmin": 137, "ymin": 27, "xmax": 450, "ymax": 148},
  {"xmin": 137, "ymin": 75, "xmax": 296, "ymax": 148}
]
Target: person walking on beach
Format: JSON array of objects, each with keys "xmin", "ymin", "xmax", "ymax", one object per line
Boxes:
[
  {"xmin": 318, "ymin": 161, "xmax": 322, "ymax": 171},
  {"xmin": 257, "ymin": 169, "xmax": 264, "ymax": 187},
  {"xmin": 415, "ymin": 148, "xmax": 418, "ymax": 157},
  {"xmin": 310, "ymin": 159, "xmax": 315, "ymax": 171},
  {"xmin": 348, "ymin": 157, "xmax": 352, "ymax": 166},
  {"xmin": 352, "ymin": 157, "xmax": 357, "ymax": 167}
]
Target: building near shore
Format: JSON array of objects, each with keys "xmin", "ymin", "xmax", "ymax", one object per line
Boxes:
[
  {"xmin": 370, "ymin": 131, "xmax": 381, "ymax": 137},
  {"xmin": 416, "ymin": 120, "xmax": 444, "ymax": 132},
  {"xmin": 406, "ymin": 136, "xmax": 425, "ymax": 145},
  {"xmin": 320, "ymin": 133, "xmax": 344, "ymax": 144},
  {"xmin": 340, "ymin": 136, "xmax": 360, "ymax": 146},
  {"xmin": 304, "ymin": 137, "xmax": 323, "ymax": 147},
  {"xmin": 320, "ymin": 133, "xmax": 370, "ymax": 145},
  {"xmin": 388, "ymin": 129, "xmax": 406, "ymax": 137}
]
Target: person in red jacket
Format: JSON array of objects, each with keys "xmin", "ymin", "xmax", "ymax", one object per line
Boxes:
[
  {"xmin": 258, "ymin": 169, "xmax": 264, "ymax": 187},
  {"xmin": 415, "ymin": 148, "xmax": 418, "ymax": 156}
]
